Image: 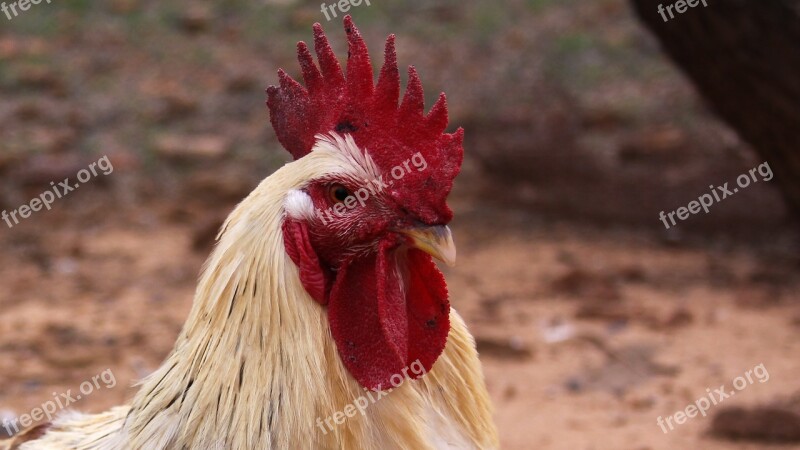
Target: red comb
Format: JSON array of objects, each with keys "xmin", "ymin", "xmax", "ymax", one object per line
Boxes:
[{"xmin": 267, "ymin": 16, "xmax": 463, "ymax": 224}]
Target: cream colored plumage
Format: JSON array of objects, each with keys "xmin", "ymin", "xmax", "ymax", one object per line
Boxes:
[{"xmin": 3, "ymin": 134, "xmax": 498, "ymax": 450}]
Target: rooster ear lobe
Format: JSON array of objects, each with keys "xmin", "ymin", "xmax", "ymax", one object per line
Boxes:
[{"xmin": 282, "ymin": 219, "xmax": 331, "ymax": 305}]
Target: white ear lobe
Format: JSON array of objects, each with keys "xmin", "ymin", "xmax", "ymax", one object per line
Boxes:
[{"xmin": 284, "ymin": 189, "xmax": 316, "ymax": 221}]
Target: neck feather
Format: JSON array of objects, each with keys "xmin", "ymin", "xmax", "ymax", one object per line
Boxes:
[{"xmin": 117, "ymin": 161, "xmax": 362, "ymax": 449}]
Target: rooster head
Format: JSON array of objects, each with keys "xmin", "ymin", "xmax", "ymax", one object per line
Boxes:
[{"xmin": 267, "ymin": 16, "xmax": 463, "ymax": 391}]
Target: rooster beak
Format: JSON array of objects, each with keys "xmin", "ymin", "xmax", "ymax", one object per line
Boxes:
[{"xmin": 398, "ymin": 225, "xmax": 457, "ymax": 267}]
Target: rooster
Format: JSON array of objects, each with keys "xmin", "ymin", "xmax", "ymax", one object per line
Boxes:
[{"xmin": 2, "ymin": 16, "xmax": 498, "ymax": 450}]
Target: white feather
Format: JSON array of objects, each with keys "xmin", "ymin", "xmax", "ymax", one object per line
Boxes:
[{"xmin": 284, "ymin": 189, "xmax": 316, "ymax": 221}]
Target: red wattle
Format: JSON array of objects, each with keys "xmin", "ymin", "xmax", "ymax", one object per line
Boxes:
[
  {"xmin": 404, "ymin": 249, "xmax": 450, "ymax": 376},
  {"xmin": 284, "ymin": 219, "xmax": 451, "ymax": 390},
  {"xmin": 328, "ymin": 242, "xmax": 450, "ymax": 390},
  {"xmin": 328, "ymin": 244, "xmax": 407, "ymax": 390}
]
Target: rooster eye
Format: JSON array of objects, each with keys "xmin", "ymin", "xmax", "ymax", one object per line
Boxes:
[{"xmin": 328, "ymin": 184, "xmax": 351, "ymax": 204}]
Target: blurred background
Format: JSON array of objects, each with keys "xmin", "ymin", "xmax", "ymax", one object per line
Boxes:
[{"xmin": 0, "ymin": 0, "xmax": 798, "ymax": 449}]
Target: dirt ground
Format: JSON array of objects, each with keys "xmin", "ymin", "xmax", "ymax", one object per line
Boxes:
[{"xmin": 1, "ymin": 0, "xmax": 799, "ymax": 449}]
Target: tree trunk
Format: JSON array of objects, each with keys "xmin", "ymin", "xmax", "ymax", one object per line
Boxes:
[{"xmin": 630, "ymin": 0, "xmax": 800, "ymax": 217}]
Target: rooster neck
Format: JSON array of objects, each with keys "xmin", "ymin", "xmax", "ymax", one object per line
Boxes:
[{"xmin": 117, "ymin": 163, "xmax": 358, "ymax": 449}]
